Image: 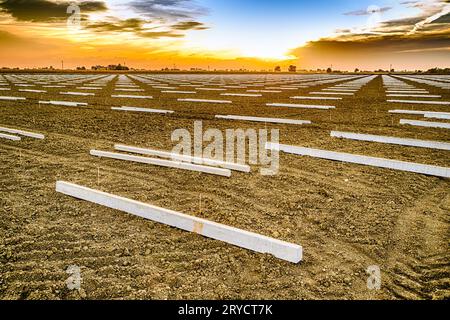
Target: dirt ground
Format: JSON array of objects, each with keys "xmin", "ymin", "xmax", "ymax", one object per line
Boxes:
[{"xmin": 0, "ymin": 73, "xmax": 449, "ymax": 300}]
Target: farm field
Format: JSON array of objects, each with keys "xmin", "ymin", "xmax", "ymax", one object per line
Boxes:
[{"xmin": 0, "ymin": 72, "xmax": 449, "ymax": 300}]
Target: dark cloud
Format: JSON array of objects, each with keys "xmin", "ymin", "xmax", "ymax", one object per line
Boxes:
[
  {"xmin": 296, "ymin": 32, "xmax": 450, "ymax": 54},
  {"xmin": 0, "ymin": 0, "xmax": 107, "ymax": 22},
  {"xmin": 128, "ymin": 0, "xmax": 208, "ymax": 20},
  {"xmin": 400, "ymin": 0, "xmax": 448, "ymax": 9},
  {"xmin": 400, "ymin": 1, "xmax": 423, "ymax": 8},
  {"xmin": 290, "ymin": 26, "xmax": 450, "ymax": 68},
  {"xmin": 432, "ymin": 12, "xmax": 450, "ymax": 23},
  {"xmin": 0, "ymin": 0, "xmax": 209, "ymax": 41},
  {"xmin": 84, "ymin": 1, "xmax": 209, "ymax": 39},
  {"xmin": 344, "ymin": 6, "xmax": 392, "ymax": 16},
  {"xmin": 85, "ymin": 18, "xmax": 186, "ymax": 38},
  {"xmin": 291, "ymin": 1, "xmax": 450, "ymax": 69},
  {"xmin": 379, "ymin": 16, "xmax": 425, "ymax": 28},
  {"xmin": 364, "ymin": 3, "xmax": 449, "ymax": 34},
  {"xmin": 86, "ymin": 18, "xmax": 145, "ymax": 32},
  {"xmin": 172, "ymin": 21, "xmax": 208, "ymax": 30},
  {"xmin": 138, "ymin": 31, "xmax": 183, "ymax": 38},
  {"xmin": 334, "ymin": 28, "xmax": 352, "ymax": 33},
  {"xmin": 80, "ymin": 0, "xmax": 209, "ymax": 39}
]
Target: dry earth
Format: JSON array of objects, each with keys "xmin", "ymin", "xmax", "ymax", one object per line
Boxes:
[{"xmin": 0, "ymin": 73, "xmax": 448, "ymax": 300}]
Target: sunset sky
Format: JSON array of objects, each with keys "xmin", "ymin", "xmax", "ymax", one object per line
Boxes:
[{"xmin": 0, "ymin": 0, "xmax": 449, "ymax": 70}]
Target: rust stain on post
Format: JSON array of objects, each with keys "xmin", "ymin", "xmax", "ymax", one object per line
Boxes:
[{"xmin": 193, "ymin": 221, "xmax": 204, "ymax": 234}]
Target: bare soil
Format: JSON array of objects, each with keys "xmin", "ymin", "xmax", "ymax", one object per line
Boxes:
[{"xmin": 0, "ymin": 74, "xmax": 449, "ymax": 300}]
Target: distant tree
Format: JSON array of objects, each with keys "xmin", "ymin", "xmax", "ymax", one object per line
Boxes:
[
  {"xmin": 274, "ymin": 66, "xmax": 281, "ymax": 72},
  {"xmin": 425, "ymin": 67, "xmax": 450, "ymax": 74},
  {"xmin": 288, "ymin": 65, "xmax": 297, "ymax": 72},
  {"xmin": 354, "ymin": 68, "xmax": 359, "ymax": 73},
  {"xmin": 390, "ymin": 68, "xmax": 395, "ymax": 73},
  {"xmin": 326, "ymin": 67, "xmax": 332, "ymax": 73}
]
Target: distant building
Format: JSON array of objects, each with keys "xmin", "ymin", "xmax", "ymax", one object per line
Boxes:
[
  {"xmin": 425, "ymin": 67, "xmax": 450, "ymax": 74},
  {"xmin": 108, "ymin": 64, "xmax": 129, "ymax": 70},
  {"xmin": 91, "ymin": 65, "xmax": 107, "ymax": 70},
  {"xmin": 91, "ymin": 64, "xmax": 129, "ymax": 71},
  {"xmin": 161, "ymin": 67, "xmax": 180, "ymax": 71}
]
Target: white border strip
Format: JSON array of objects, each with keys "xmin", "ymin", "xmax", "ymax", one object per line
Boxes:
[
  {"xmin": 266, "ymin": 103, "xmax": 335, "ymax": 110},
  {"xmin": 178, "ymin": 98, "xmax": 232, "ymax": 104},
  {"xmin": 266, "ymin": 142, "xmax": 450, "ymax": 178},
  {"xmin": 389, "ymin": 110, "xmax": 450, "ymax": 116},
  {"xmin": 400, "ymin": 119, "xmax": 450, "ymax": 129},
  {"xmin": 39, "ymin": 100, "xmax": 87, "ymax": 107},
  {"xmin": 331, "ymin": 131, "xmax": 450, "ymax": 151},
  {"xmin": 90, "ymin": 150, "xmax": 232, "ymax": 177},
  {"xmin": 115, "ymin": 144, "xmax": 250, "ymax": 172},
  {"xmin": 387, "ymin": 94, "xmax": 440, "ymax": 98},
  {"xmin": 310, "ymin": 92, "xmax": 354, "ymax": 96},
  {"xmin": 0, "ymin": 132, "xmax": 20, "ymax": 141},
  {"xmin": 216, "ymin": 115, "xmax": 311, "ymax": 125},
  {"xmin": 220, "ymin": 93, "xmax": 262, "ymax": 97},
  {"xmin": 111, "ymin": 95, "xmax": 153, "ymax": 99},
  {"xmin": 55, "ymin": 181, "xmax": 302, "ymax": 263},
  {"xmin": 424, "ymin": 113, "xmax": 450, "ymax": 120},
  {"xmin": 0, "ymin": 96, "xmax": 26, "ymax": 101},
  {"xmin": 19, "ymin": 89, "xmax": 47, "ymax": 93},
  {"xmin": 161, "ymin": 91, "xmax": 196, "ymax": 94},
  {"xmin": 0, "ymin": 126, "xmax": 45, "ymax": 139},
  {"xmin": 60, "ymin": 91, "xmax": 95, "ymax": 96},
  {"xmin": 290, "ymin": 96, "xmax": 341, "ymax": 100},
  {"xmin": 111, "ymin": 107, "xmax": 174, "ymax": 114},
  {"xmin": 388, "ymin": 99, "xmax": 450, "ymax": 105}
]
